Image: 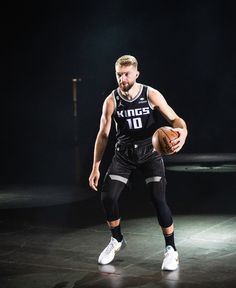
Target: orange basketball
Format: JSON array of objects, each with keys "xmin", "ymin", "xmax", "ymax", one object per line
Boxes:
[{"xmin": 152, "ymin": 126, "xmax": 179, "ymax": 155}]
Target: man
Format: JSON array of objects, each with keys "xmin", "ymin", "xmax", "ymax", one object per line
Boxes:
[{"xmin": 89, "ymin": 55, "xmax": 187, "ymax": 271}]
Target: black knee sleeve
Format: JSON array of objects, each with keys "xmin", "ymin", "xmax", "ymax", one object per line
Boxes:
[
  {"xmin": 146, "ymin": 177, "xmax": 173, "ymax": 228},
  {"xmin": 101, "ymin": 174, "xmax": 126, "ymax": 222}
]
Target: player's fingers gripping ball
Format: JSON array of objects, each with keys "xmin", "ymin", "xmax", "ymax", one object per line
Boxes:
[{"xmin": 152, "ymin": 126, "xmax": 179, "ymax": 155}]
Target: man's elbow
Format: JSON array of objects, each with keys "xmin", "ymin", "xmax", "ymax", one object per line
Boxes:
[{"xmin": 98, "ymin": 130, "xmax": 109, "ymax": 140}]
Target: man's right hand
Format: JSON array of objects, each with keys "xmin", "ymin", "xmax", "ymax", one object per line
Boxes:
[{"xmin": 89, "ymin": 169, "xmax": 100, "ymax": 191}]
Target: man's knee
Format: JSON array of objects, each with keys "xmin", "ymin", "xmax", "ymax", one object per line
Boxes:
[
  {"xmin": 145, "ymin": 176, "xmax": 167, "ymax": 202},
  {"xmin": 145, "ymin": 176, "xmax": 173, "ymax": 227},
  {"xmin": 101, "ymin": 175, "xmax": 127, "ymax": 200},
  {"xmin": 101, "ymin": 174, "xmax": 127, "ymax": 218}
]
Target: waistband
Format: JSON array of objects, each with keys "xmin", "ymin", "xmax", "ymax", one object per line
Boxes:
[{"xmin": 116, "ymin": 137, "xmax": 153, "ymax": 148}]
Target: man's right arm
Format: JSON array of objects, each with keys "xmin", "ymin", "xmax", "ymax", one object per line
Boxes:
[{"xmin": 88, "ymin": 94, "xmax": 114, "ymax": 191}]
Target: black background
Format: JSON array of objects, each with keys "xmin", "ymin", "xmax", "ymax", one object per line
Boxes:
[{"xmin": 2, "ymin": 0, "xmax": 236, "ymax": 185}]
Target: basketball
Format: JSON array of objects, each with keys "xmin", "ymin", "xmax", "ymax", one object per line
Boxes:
[{"xmin": 152, "ymin": 126, "xmax": 179, "ymax": 155}]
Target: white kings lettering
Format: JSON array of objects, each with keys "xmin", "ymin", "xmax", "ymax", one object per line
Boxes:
[{"xmin": 117, "ymin": 107, "xmax": 150, "ymax": 118}]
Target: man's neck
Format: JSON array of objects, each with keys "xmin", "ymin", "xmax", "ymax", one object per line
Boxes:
[{"xmin": 120, "ymin": 83, "xmax": 140, "ymax": 100}]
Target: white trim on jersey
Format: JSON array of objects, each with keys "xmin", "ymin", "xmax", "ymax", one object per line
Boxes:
[
  {"xmin": 112, "ymin": 90, "xmax": 117, "ymax": 111},
  {"xmin": 117, "ymin": 84, "xmax": 143, "ymax": 102},
  {"xmin": 146, "ymin": 86, "xmax": 155, "ymax": 110}
]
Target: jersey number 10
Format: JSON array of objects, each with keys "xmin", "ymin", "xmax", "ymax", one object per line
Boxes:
[{"xmin": 126, "ymin": 117, "xmax": 142, "ymax": 129}]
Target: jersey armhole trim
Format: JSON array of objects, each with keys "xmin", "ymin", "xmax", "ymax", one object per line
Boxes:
[
  {"xmin": 112, "ymin": 90, "xmax": 117, "ymax": 112},
  {"xmin": 147, "ymin": 86, "xmax": 155, "ymax": 110}
]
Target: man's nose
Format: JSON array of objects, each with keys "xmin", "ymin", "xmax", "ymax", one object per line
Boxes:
[{"xmin": 120, "ymin": 75, "xmax": 126, "ymax": 82}]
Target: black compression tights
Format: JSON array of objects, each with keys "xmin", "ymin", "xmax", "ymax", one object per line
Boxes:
[
  {"xmin": 101, "ymin": 177, "xmax": 173, "ymax": 228},
  {"xmin": 101, "ymin": 177, "xmax": 125, "ymax": 222},
  {"xmin": 147, "ymin": 180, "xmax": 173, "ymax": 228}
]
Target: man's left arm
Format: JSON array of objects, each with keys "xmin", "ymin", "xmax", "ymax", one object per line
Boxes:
[{"xmin": 148, "ymin": 88, "xmax": 188, "ymax": 153}]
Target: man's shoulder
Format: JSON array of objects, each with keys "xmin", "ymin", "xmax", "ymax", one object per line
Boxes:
[
  {"xmin": 140, "ymin": 84, "xmax": 158, "ymax": 94},
  {"xmin": 104, "ymin": 93, "xmax": 114, "ymax": 102},
  {"xmin": 103, "ymin": 93, "xmax": 116, "ymax": 109},
  {"xmin": 146, "ymin": 85, "xmax": 162, "ymax": 96}
]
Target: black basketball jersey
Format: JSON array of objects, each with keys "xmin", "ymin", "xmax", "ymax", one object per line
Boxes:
[{"xmin": 112, "ymin": 84, "xmax": 159, "ymax": 142}]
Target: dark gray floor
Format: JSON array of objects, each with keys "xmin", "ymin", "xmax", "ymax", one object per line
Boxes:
[{"xmin": 0, "ymin": 170, "xmax": 235, "ymax": 288}]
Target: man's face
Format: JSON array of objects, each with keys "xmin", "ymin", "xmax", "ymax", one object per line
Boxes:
[{"xmin": 115, "ymin": 64, "xmax": 138, "ymax": 92}]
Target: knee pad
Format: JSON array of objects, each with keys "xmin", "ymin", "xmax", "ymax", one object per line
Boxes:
[
  {"xmin": 101, "ymin": 174, "xmax": 127, "ymax": 222},
  {"xmin": 145, "ymin": 176, "xmax": 167, "ymax": 203},
  {"xmin": 146, "ymin": 176, "xmax": 173, "ymax": 228}
]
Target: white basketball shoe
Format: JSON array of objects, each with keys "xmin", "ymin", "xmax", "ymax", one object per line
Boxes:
[
  {"xmin": 161, "ymin": 245, "xmax": 179, "ymax": 271},
  {"xmin": 98, "ymin": 237, "xmax": 127, "ymax": 265}
]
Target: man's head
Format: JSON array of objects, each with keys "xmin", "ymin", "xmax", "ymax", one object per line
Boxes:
[
  {"xmin": 115, "ymin": 55, "xmax": 138, "ymax": 68},
  {"xmin": 115, "ymin": 55, "xmax": 140, "ymax": 93}
]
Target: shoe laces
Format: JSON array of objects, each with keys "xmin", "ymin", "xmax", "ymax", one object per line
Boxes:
[{"xmin": 105, "ymin": 239, "xmax": 117, "ymax": 253}]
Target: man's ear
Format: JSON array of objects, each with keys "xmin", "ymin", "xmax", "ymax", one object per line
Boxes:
[{"xmin": 136, "ymin": 71, "xmax": 140, "ymax": 78}]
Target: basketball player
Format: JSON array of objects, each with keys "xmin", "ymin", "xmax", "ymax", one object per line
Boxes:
[{"xmin": 89, "ymin": 55, "xmax": 187, "ymax": 270}]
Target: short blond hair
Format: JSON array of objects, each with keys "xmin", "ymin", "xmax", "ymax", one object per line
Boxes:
[{"xmin": 115, "ymin": 55, "xmax": 138, "ymax": 68}]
